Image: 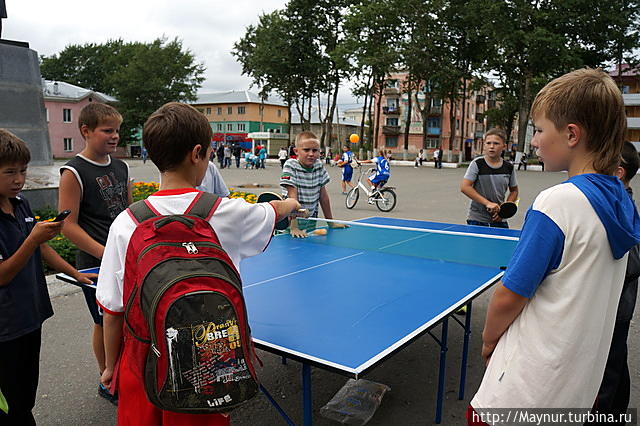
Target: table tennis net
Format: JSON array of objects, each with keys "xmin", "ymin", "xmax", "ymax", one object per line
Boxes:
[{"xmin": 286, "ymin": 218, "xmax": 518, "ymax": 269}]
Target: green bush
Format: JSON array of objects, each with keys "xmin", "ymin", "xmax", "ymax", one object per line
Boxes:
[{"xmin": 34, "ymin": 206, "xmax": 78, "ymax": 273}]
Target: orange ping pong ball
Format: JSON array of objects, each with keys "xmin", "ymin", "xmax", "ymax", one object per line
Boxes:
[
  {"xmin": 314, "ymin": 228, "xmax": 328, "ymax": 236},
  {"xmin": 349, "ymin": 134, "xmax": 359, "ymax": 144}
]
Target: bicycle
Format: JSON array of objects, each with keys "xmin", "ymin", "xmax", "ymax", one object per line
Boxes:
[{"xmin": 345, "ymin": 161, "xmax": 397, "ymax": 212}]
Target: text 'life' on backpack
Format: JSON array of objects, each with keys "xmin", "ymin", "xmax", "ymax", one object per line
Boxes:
[{"xmin": 122, "ymin": 192, "xmax": 259, "ymax": 414}]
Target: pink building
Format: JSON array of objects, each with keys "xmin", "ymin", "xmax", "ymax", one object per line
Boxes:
[{"xmin": 43, "ymin": 80, "xmax": 126, "ymax": 158}]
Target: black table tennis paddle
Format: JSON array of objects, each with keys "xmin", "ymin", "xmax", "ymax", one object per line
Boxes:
[
  {"xmin": 257, "ymin": 192, "xmax": 308, "ymax": 231},
  {"xmin": 498, "ymin": 201, "xmax": 517, "ymax": 219}
]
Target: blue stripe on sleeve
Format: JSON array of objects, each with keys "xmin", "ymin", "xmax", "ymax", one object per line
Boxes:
[{"xmin": 502, "ymin": 208, "xmax": 565, "ymax": 298}]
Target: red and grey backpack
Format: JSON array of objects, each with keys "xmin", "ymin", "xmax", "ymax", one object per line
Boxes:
[{"xmin": 122, "ymin": 192, "xmax": 259, "ymax": 413}]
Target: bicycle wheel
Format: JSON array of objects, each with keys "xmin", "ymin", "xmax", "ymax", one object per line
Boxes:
[
  {"xmin": 345, "ymin": 187, "xmax": 359, "ymax": 209},
  {"xmin": 376, "ymin": 189, "xmax": 396, "ymax": 212}
]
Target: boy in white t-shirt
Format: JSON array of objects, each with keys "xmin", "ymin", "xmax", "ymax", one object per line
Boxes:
[
  {"xmin": 468, "ymin": 69, "xmax": 640, "ymax": 425},
  {"xmin": 96, "ymin": 102, "xmax": 300, "ymax": 425}
]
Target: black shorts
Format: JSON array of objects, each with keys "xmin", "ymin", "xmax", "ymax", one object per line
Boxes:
[{"xmin": 76, "ymin": 251, "xmax": 103, "ymax": 326}]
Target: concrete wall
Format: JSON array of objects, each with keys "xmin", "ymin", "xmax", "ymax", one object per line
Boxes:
[
  {"xmin": 22, "ymin": 187, "xmax": 58, "ymax": 212},
  {"xmin": 0, "ymin": 41, "xmax": 52, "ymax": 165}
]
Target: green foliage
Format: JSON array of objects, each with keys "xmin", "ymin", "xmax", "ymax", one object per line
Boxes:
[
  {"xmin": 33, "ymin": 206, "xmax": 78, "ymax": 273},
  {"xmin": 33, "ymin": 206, "xmax": 58, "ymax": 221},
  {"xmin": 40, "ymin": 38, "xmax": 205, "ymax": 144},
  {"xmin": 233, "ymin": 0, "xmax": 639, "ymax": 150},
  {"xmin": 46, "ymin": 236, "xmax": 78, "ymax": 274}
]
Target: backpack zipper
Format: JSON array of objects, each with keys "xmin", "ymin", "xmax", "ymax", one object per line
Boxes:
[
  {"xmin": 148, "ymin": 272, "xmax": 242, "ymax": 358},
  {"xmin": 137, "ymin": 241, "xmax": 222, "ymax": 261}
]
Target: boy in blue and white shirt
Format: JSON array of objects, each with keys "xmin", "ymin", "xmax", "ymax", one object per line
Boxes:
[
  {"xmin": 468, "ymin": 69, "xmax": 640, "ymax": 424},
  {"xmin": 360, "ymin": 149, "xmax": 390, "ymax": 189},
  {"xmin": 337, "ymin": 145, "xmax": 355, "ymax": 194}
]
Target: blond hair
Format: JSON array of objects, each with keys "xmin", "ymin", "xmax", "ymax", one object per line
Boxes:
[
  {"xmin": 295, "ymin": 131, "xmax": 319, "ymax": 146},
  {"xmin": 78, "ymin": 102, "xmax": 122, "ymax": 132},
  {"xmin": 530, "ymin": 68, "xmax": 626, "ymax": 174}
]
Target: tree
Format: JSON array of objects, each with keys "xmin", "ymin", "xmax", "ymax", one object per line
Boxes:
[
  {"xmin": 480, "ymin": 0, "xmax": 640, "ymax": 151},
  {"xmin": 40, "ymin": 38, "xmax": 205, "ymax": 143}
]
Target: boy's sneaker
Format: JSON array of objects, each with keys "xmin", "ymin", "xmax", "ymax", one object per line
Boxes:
[{"xmin": 98, "ymin": 383, "xmax": 118, "ymax": 406}]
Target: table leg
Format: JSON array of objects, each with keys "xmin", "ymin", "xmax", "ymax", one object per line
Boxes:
[
  {"xmin": 282, "ymin": 356, "xmax": 288, "ymax": 365},
  {"xmin": 260, "ymin": 384, "xmax": 296, "ymax": 426},
  {"xmin": 303, "ymin": 363, "xmax": 312, "ymax": 426},
  {"xmin": 459, "ymin": 301, "xmax": 473, "ymax": 400},
  {"xmin": 435, "ymin": 317, "xmax": 448, "ymax": 424}
]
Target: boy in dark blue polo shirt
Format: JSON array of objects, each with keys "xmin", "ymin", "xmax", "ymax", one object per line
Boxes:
[{"xmin": 0, "ymin": 129, "xmax": 95, "ymax": 425}]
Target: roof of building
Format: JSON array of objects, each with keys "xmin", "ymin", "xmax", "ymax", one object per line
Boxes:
[
  {"xmin": 42, "ymin": 80, "xmax": 117, "ymax": 103},
  {"xmin": 194, "ymin": 90, "xmax": 286, "ymax": 106},
  {"xmin": 290, "ymin": 104, "xmax": 362, "ymax": 126}
]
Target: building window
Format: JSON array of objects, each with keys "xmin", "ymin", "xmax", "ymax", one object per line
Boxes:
[
  {"xmin": 217, "ymin": 124, "xmax": 223, "ymax": 131},
  {"xmin": 227, "ymin": 123, "xmax": 233, "ymax": 132},
  {"xmin": 227, "ymin": 107, "xmax": 233, "ymax": 114},
  {"xmin": 426, "ymin": 138, "xmax": 439, "ymax": 148},
  {"xmin": 63, "ymin": 138, "xmax": 73, "ymax": 152},
  {"xmin": 197, "ymin": 108, "xmax": 205, "ymax": 114},
  {"xmin": 63, "ymin": 109, "xmax": 72, "ymax": 123},
  {"xmin": 456, "ymin": 119, "xmax": 460, "ymax": 130},
  {"xmin": 622, "ymin": 86, "xmax": 631, "ymax": 94},
  {"xmin": 238, "ymin": 106, "xmax": 246, "ymax": 114},
  {"xmin": 386, "ymin": 118, "xmax": 398, "ymax": 126},
  {"xmin": 385, "ymin": 136, "xmax": 398, "ymax": 147},
  {"xmin": 238, "ymin": 123, "xmax": 246, "ymax": 131},
  {"xmin": 278, "ymin": 109, "xmax": 282, "ymax": 117},
  {"xmin": 206, "ymin": 107, "xmax": 211, "ymax": 115},
  {"xmin": 217, "ymin": 107, "xmax": 222, "ymax": 115}
]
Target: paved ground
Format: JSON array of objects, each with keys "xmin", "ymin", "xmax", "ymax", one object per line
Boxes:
[{"xmin": 33, "ymin": 160, "xmax": 639, "ymax": 425}]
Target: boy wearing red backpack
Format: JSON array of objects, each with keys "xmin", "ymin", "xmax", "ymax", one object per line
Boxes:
[{"xmin": 96, "ymin": 102, "xmax": 300, "ymax": 425}]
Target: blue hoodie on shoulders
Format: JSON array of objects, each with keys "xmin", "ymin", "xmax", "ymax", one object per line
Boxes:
[
  {"xmin": 568, "ymin": 174, "xmax": 640, "ymax": 259},
  {"xmin": 503, "ymin": 173, "xmax": 640, "ymax": 298}
]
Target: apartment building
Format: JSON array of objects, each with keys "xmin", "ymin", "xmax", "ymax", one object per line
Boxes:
[
  {"xmin": 610, "ymin": 65, "xmax": 640, "ymax": 144},
  {"xmin": 375, "ymin": 72, "xmax": 494, "ymax": 161}
]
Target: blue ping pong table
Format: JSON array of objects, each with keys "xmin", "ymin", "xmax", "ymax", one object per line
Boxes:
[
  {"xmin": 56, "ymin": 217, "xmax": 518, "ymax": 425},
  {"xmin": 240, "ymin": 217, "xmax": 519, "ymax": 425}
]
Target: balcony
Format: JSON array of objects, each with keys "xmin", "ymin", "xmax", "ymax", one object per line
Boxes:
[
  {"xmin": 383, "ymin": 105, "xmax": 400, "ymax": 115},
  {"xmin": 475, "ymin": 95, "xmax": 486, "ymax": 103},
  {"xmin": 475, "ymin": 131, "xmax": 484, "ymax": 138},
  {"xmin": 383, "ymin": 86, "xmax": 400, "ymax": 95},
  {"xmin": 475, "ymin": 113, "xmax": 485, "ymax": 122},
  {"xmin": 429, "ymin": 105, "xmax": 442, "ymax": 115},
  {"xmin": 382, "ymin": 125, "xmax": 401, "ymax": 135},
  {"xmin": 427, "ymin": 127, "xmax": 441, "ymax": 136}
]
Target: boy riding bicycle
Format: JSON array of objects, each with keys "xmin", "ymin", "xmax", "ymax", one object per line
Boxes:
[{"xmin": 359, "ymin": 150, "xmax": 391, "ymax": 200}]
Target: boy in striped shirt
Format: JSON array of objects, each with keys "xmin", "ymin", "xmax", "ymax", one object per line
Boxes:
[{"xmin": 280, "ymin": 132, "xmax": 345, "ymax": 237}]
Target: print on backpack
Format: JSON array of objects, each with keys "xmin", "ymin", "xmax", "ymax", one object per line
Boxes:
[{"xmin": 123, "ymin": 192, "xmax": 259, "ymax": 414}]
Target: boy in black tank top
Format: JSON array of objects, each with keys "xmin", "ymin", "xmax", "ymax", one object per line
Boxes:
[{"xmin": 58, "ymin": 103, "xmax": 132, "ymax": 404}]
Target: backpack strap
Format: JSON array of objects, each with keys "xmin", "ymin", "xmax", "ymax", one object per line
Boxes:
[
  {"xmin": 185, "ymin": 192, "xmax": 221, "ymax": 221},
  {"xmin": 128, "ymin": 199, "xmax": 161, "ymax": 225}
]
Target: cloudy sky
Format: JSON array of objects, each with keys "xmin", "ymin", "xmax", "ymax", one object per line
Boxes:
[{"xmin": 3, "ymin": 0, "xmax": 358, "ymax": 104}]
